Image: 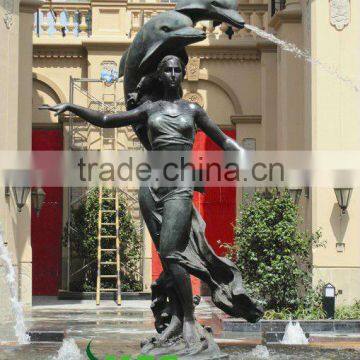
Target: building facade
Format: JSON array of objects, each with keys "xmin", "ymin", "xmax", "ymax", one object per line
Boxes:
[
  {"xmin": 1, "ymin": 0, "xmax": 360, "ymax": 307},
  {"xmin": 0, "ymin": 0, "xmax": 42, "ymax": 314}
]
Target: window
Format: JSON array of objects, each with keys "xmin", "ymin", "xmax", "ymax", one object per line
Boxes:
[{"xmin": 271, "ymin": 0, "xmax": 286, "ymax": 16}]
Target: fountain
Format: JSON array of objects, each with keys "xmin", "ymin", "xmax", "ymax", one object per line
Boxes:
[
  {"xmin": 245, "ymin": 24, "xmax": 360, "ymax": 93},
  {"xmin": 51, "ymin": 338, "xmax": 84, "ymax": 360},
  {"xmin": 0, "ymin": 228, "xmax": 29, "ymax": 345},
  {"xmin": 250, "ymin": 345, "xmax": 270, "ymax": 359},
  {"xmin": 281, "ymin": 321, "xmax": 309, "ymax": 345}
]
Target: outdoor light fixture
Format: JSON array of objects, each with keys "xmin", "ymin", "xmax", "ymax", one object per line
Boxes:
[
  {"xmin": 31, "ymin": 187, "xmax": 46, "ymax": 217},
  {"xmin": 334, "ymin": 188, "xmax": 353, "ymax": 214},
  {"xmin": 288, "ymin": 188, "xmax": 302, "ymax": 205},
  {"xmin": 322, "ymin": 283, "xmax": 336, "ymax": 319},
  {"xmin": 5, "ymin": 186, "xmax": 31, "ymax": 212}
]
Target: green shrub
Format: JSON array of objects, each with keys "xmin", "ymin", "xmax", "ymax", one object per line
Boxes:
[
  {"xmin": 263, "ymin": 298, "xmax": 360, "ymax": 320},
  {"xmin": 228, "ymin": 189, "xmax": 325, "ymax": 317},
  {"xmin": 335, "ymin": 300, "xmax": 360, "ymax": 320},
  {"xmin": 66, "ymin": 187, "xmax": 143, "ymax": 292}
]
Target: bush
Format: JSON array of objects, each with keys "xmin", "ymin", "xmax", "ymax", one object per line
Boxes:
[
  {"xmin": 335, "ymin": 300, "xmax": 360, "ymax": 320},
  {"xmin": 66, "ymin": 187, "xmax": 143, "ymax": 292},
  {"xmin": 263, "ymin": 283, "xmax": 326, "ymax": 320},
  {"xmin": 228, "ymin": 189, "xmax": 325, "ymax": 316}
]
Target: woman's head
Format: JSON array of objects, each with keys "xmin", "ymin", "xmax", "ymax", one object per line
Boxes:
[{"xmin": 157, "ymin": 55, "xmax": 185, "ymax": 91}]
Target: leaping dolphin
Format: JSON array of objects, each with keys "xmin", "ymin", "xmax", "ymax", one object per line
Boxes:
[
  {"xmin": 118, "ymin": 1, "xmax": 245, "ymax": 149},
  {"xmin": 124, "ymin": 11, "xmax": 205, "ymax": 98},
  {"xmin": 122, "ymin": 10, "xmax": 205, "ymax": 149},
  {"xmin": 175, "ymin": 0, "xmax": 245, "ymax": 29},
  {"xmin": 118, "ymin": 0, "xmax": 245, "ymax": 78}
]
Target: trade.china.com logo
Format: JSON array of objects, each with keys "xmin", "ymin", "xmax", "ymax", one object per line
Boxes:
[{"xmin": 86, "ymin": 341, "xmax": 178, "ymax": 360}]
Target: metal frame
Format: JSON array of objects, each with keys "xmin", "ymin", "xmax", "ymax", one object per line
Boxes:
[{"xmin": 65, "ymin": 76, "xmax": 145, "ymax": 293}]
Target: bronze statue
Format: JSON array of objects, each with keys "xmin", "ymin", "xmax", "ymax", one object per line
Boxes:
[
  {"xmin": 118, "ymin": 2, "xmax": 245, "ymax": 151},
  {"xmin": 40, "ymin": 54, "xmax": 262, "ymax": 359}
]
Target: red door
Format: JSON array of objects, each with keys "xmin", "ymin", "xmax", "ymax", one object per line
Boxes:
[
  {"xmin": 193, "ymin": 129, "xmax": 237, "ymax": 256},
  {"xmin": 32, "ymin": 129, "xmax": 63, "ymax": 295}
]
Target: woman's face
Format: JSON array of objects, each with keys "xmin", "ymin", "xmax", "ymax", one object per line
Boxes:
[{"xmin": 159, "ymin": 58, "xmax": 183, "ymax": 90}]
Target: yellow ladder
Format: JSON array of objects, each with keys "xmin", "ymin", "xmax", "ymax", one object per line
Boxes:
[
  {"xmin": 96, "ymin": 81, "xmax": 121, "ymax": 305},
  {"xmin": 96, "ymin": 186, "xmax": 121, "ymax": 305}
]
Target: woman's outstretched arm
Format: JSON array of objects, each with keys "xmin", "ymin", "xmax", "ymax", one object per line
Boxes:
[
  {"xmin": 39, "ymin": 102, "xmax": 148, "ymax": 128},
  {"xmin": 194, "ymin": 104, "xmax": 243, "ymax": 151}
]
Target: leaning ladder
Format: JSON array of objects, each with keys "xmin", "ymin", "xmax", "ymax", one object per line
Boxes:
[
  {"xmin": 96, "ymin": 81, "xmax": 122, "ymax": 305},
  {"xmin": 96, "ymin": 187, "xmax": 121, "ymax": 305}
]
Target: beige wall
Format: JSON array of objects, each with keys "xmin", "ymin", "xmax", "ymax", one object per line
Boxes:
[
  {"xmin": 267, "ymin": 0, "xmax": 360, "ymax": 305},
  {"xmin": 0, "ymin": 0, "xmax": 41, "ymax": 313},
  {"xmin": 0, "ymin": 0, "xmax": 21, "ymax": 319},
  {"xmin": 311, "ymin": 0, "xmax": 360, "ymax": 305}
]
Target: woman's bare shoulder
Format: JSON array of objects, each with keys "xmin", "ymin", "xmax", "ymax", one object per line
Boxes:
[
  {"xmin": 135, "ymin": 99, "xmax": 158, "ymax": 114},
  {"xmin": 178, "ymin": 99, "xmax": 203, "ymax": 113}
]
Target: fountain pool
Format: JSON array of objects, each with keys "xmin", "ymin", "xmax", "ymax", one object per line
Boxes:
[
  {"xmin": 0, "ymin": 303, "xmax": 360, "ymax": 360},
  {"xmin": 1, "ymin": 341, "xmax": 360, "ymax": 360}
]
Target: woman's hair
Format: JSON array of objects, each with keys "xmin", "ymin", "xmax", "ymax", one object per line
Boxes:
[
  {"xmin": 132, "ymin": 55, "xmax": 185, "ymax": 105},
  {"xmin": 156, "ymin": 55, "xmax": 186, "ymax": 79}
]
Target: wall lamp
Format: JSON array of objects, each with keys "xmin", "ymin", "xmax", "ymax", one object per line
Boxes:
[
  {"xmin": 31, "ymin": 187, "xmax": 46, "ymax": 217},
  {"xmin": 334, "ymin": 188, "xmax": 353, "ymax": 214},
  {"xmin": 5, "ymin": 186, "xmax": 31, "ymax": 212},
  {"xmin": 5, "ymin": 186, "xmax": 46, "ymax": 215}
]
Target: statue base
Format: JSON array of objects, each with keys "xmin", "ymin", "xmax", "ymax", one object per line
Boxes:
[{"xmin": 140, "ymin": 327, "xmax": 229, "ymax": 360}]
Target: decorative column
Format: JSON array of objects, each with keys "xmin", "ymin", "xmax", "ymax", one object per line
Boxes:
[
  {"xmin": 54, "ymin": 10, "xmax": 63, "ymax": 37},
  {"xmin": 78, "ymin": 11, "xmax": 89, "ymax": 37},
  {"xmin": 41, "ymin": 9, "xmax": 49, "ymax": 35},
  {"xmin": 67, "ymin": 9, "xmax": 75, "ymax": 36}
]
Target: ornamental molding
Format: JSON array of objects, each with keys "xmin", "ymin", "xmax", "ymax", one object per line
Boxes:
[
  {"xmin": 231, "ymin": 115, "xmax": 262, "ymax": 125},
  {"xmin": 186, "ymin": 57, "xmax": 201, "ymax": 82},
  {"xmin": 33, "ymin": 49, "xmax": 85, "ymax": 59},
  {"xmin": 189, "ymin": 50, "xmax": 260, "ymax": 62},
  {"xmin": 329, "ymin": 0, "xmax": 350, "ymax": 31},
  {"xmin": 183, "ymin": 92, "xmax": 204, "ymax": 108},
  {"xmin": 3, "ymin": 0, "xmax": 16, "ymax": 29}
]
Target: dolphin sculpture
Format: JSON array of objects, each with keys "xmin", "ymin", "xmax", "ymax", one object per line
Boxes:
[
  {"xmin": 121, "ymin": 10, "xmax": 205, "ymax": 149},
  {"xmin": 124, "ymin": 10, "xmax": 205, "ymax": 98},
  {"xmin": 118, "ymin": 1, "xmax": 245, "ymax": 149},
  {"xmin": 119, "ymin": 0, "xmax": 245, "ymax": 75},
  {"xmin": 175, "ymin": 0, "xmax": 245, "ymax": 29},
  {"xmin": 119, "ymin": 0, "xmax": 244, "ymax": 77}
]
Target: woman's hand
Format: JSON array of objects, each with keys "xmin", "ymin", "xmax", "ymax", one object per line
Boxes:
[{"xmin": 39, "ymin": 103, "xmax": 69, "ymax": 117}]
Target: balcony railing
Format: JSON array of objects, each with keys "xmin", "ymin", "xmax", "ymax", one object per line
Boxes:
[
  {"xmin": 127, "ymin": 3, "xmax": 174, "ymax": 37},
  {"xmin": 129, "ymin": 2, "xmax": 269, "ymax": 38},
  {"xmin": 34, "ymin": 0, "xmax": 269, "ymax": 39},
  {"xmin": 34, "ymin": 1, "xmax": 91, "ymax": 37}
]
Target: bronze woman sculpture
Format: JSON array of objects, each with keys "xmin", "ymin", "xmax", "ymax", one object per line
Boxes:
[{"xmin": 41, "ymin": 55, "xmax": 263, "ymax": 359}]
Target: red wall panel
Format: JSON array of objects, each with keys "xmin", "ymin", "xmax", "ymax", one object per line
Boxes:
[
  {"xmin": 198, "ymin": 129, "xmax": 237, "ymax": 256},
  {"xmin": 32, "ymin": 129, "xmax": 63, "ymax": 296},
  {"xmin": 151, "ymin": 128, "xmax": 237, "ymax": 295}
]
